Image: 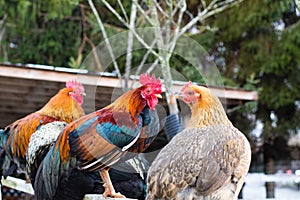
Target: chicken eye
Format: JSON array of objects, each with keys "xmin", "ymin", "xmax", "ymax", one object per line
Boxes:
[{"xmin": 187, "ymin": 91, "xmax": 194, "ymax": 95}]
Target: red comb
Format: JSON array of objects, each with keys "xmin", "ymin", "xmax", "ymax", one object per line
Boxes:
[
  {"xmin": 139, "ymin": 73, "xmax": 162, "ymax": 86},
  {"xmin": 66, "ymin": 80, "xmax": 84, "ymax": 92},
  {"xmin": 182, "ymin": 81, "xmax": 193, "ymax": 91}
]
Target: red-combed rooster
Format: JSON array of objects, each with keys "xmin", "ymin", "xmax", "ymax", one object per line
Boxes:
[
  {"xmin": 34, "ymin": 73, "xmax": 162, "ymax": 200},
  {"xmin": 27, "ymin": 122, "xmax": 153, "ymax": 200},
  {"xmin": 0, "ymin": 80, "xmax": 85, "ymax": 180}
]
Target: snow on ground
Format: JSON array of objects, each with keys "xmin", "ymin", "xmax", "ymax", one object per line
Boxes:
[{"xmin": 242, "ymin": 173, "xmax": 300, "ymax": 200}]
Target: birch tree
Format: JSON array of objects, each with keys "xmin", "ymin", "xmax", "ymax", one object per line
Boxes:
[{"xmin": 87, "ymin": 0, "xmax": 246, "ymax": 114}]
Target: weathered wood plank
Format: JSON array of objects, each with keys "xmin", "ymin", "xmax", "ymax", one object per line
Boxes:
[
  {"xmin": 0, "ymin": 64, "xmax": 258, "ymax": 127},
  {"xmin": 1, "ymin": 176, "xmax": 137, "ymax": 200},
  {"xmin": 1, "ymin": 176, "xmax": 34, "ymax": 195}
]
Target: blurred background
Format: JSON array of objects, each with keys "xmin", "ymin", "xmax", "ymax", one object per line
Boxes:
[{"xmin": 0, "ymin": 0, "xmax": 300, "ymax": 199}]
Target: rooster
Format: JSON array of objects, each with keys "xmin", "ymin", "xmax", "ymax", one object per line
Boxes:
[
  {"xmin": 0, "ymin": 80, "xmax": 85, "ymax": 181},
  {"xmin": 146, "ymin": 82, "xmax": 251, "ymax": 200},
  {"xmin": 27, "ymin": 121, "xmax": 151, "ymax": 200},
  {"xmin": 26, "ymin": 121, "xmax": 68, "ymax": 185},
  {"xmin": 34, "ymin": 73, "xmax": 162, "ymax": 200}
]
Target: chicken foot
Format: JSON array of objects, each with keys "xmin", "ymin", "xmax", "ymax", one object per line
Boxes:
[{"xmin": 100, "ymin": 167, "xmax": 125, "ymax": 198}]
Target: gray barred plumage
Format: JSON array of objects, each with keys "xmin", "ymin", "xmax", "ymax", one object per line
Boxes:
[{"xmin": 146, "ymin": 83, "xmax": 251, "ymax": 200}]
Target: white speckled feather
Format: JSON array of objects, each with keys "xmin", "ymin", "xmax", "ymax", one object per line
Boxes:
[{"xmin": 26, "ymin": 121, "xmax": 67, "ymax": 175}]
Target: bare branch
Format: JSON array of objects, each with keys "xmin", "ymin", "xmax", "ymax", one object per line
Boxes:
[
  {"xmin": 207, "ymin": 0, "xmax": 219, "ymax": 10},
  {"xmin": 297, "ymin": 0, "xmax": 300, "ymax": 11},
  {"xmin": 216, "ymin": 0, "xmax": 239, "ymax": 8},
  {"xmin": 167, "ymin": 0, "xmax": 187, "ymax": 56},
  {"xmin": 86, "ymin": 37, "xmax": 103, "ymax": 72},
  {"xmin": 0, "ymin": 14, "xmax": 7, "ymax": 42},
  {"xmin": 165, "ymin": 0, "xmax": 173, "ymax": 7},
  {"xmin": 133, "ymin": 0, "xmax": 154, "ymax": 25},
  {"xmin": 0, "ymin": 14, "xmax": 7, "ymax": 61},
  {"xmin": 205, "ymin": 0, "xmax": 245, "ymax": 20},
  {"xmin": 0, "ymin": 25, "xmax": 6, "ymax": 44},
  {"xmin": 149, "ymin": 0, "xmax": 178, "ymax": 114},
  {"xmin": 124, "ymin": 1, "xmax": 137, "ymax": 90},
  {"xmin": 78, "ymin": 4, "xmax": 87, "ymax": 56},
  {"xmin": 156, "ymin": 1, "xmax": 176, "ymax": 48},
  {"xmin": 184, "ymin": 9, "xmax": 194, "ymax": 21},
  {"xmin": 117, "ymin": 0, "xmax": 129, "ymax": 23},
  {"xmin": 150, "ymin": 0, "xmax": 164, "ymax": 51},
  {"xmin": 88, "ymin": 0, "xmax": 122, "ymax": 82},
  {"xmin": 155, "ymin": 1, "xmax": 169, "ymax": 19},
  {"xmin": 101, "ymin": 0, "xmax": 127, "ymax": 29},
  {"xmin": 177, "ymin": 0, "xmax": 187, "ymax": 19},
  {"xmin": 131, "ymin": 39, "xmax": 157, "ymax": 88},
  {"xmin": 102, "ymin": 0, "xmax": 159, "ymax": 58},
  {"xmin": 200, "ymin": 0, "xmax": 206, "ymax": 9},
  {"xmin": 171, "ymin": 5, "xmax": 179, "ymax": 18},
  {"xmin": 162, "ymin": 0, "xmax": 174, "ymax": 45},
  {"xmin": 174, "ymin": 0, "xmax": 187, "ymax": 28},
  {"xmin": 146, "ymin": 58, "xmax": 159, "ymax": 74},
  {"xmin": 76, "ymin": 4, "xmax": 102, "ymax": 70},
  {"xmin": 178, "ymin": 0, "xmax": 245, "ymax": 37},
  {"xmin": 103, "ymin": 23, "xmax": 126, "ymax": 32}
]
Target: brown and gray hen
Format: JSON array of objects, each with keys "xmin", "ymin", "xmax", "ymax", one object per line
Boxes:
[{"xmin": 146, "ymin": 82, "xmax": 251, "ymax": 200}]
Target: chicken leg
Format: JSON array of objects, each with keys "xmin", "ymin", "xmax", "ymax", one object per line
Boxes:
[{"xmin": 100, "ymin": 167, "xmax": 125, "ymax": 198}]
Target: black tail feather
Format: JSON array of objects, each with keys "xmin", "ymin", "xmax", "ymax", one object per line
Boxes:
[
  {"xmin": 34, "ymin": 161, "xmax": 50, "ymax": 200},
  {"xmin": 34, "ymin": 155, "xmax": 149, "ymax": 200}
]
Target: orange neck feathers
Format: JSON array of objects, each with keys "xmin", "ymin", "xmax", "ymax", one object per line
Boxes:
[
  {"xmin": 187, "ymin": 87, "xmax": 232, "ymax": 128},
  {"xmin": 108, "ymin": 88, "xmax": 146, "ymax": 116},
  {"xmin": 38, "ymin": 88, "xmax": 84, "ymax": 123}
]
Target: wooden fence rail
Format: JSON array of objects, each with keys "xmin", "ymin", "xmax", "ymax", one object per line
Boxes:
[{"xmin": 1, "ymin": 176, "xmax": 136, "ymax": 200}]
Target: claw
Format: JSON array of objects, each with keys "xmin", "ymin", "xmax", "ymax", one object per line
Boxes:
[{"xmin": 100, "ymin": 168, "xmax": 126, "ymax": 198}]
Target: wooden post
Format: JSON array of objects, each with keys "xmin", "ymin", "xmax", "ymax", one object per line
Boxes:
[{"xmin": 265, "ymin": 181, "xmax": 276, "ymax": 198}]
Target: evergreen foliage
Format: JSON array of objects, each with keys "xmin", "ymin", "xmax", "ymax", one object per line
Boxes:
[{"xmin": 1, "ymin": 0, "xmax": 300, "ymax": 164}]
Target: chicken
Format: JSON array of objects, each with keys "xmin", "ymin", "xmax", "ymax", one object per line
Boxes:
[
  {"xmin": 0, "ymin": 80, "xmax": 85, "ymax": 180},
  {"xmin": 34, "ymin": 73, "xmax": 162, "ymax": 200},
  {"xmin": 26, "ymin": 121, "xmax": 68, "ymax": 185},
  {"xmin": 27, "ymin": 121, "xmax": 150, "ymax": 200},
  {"xmin": 146, "ymin": 82, "xmax": 251, "ymax": 200}
]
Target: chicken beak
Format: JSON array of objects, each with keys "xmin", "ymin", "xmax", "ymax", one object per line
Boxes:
[
  {"xmin": 81, "ymin": 92, "xmax": 86, "ymax": 96},
  {"xmin": 155, "ymin": 94, "xmax": 162, "ymax": 99}
]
